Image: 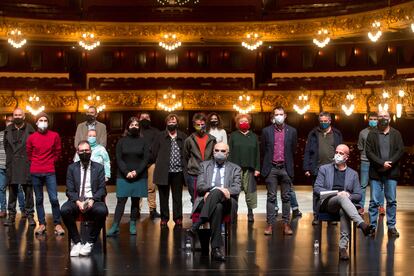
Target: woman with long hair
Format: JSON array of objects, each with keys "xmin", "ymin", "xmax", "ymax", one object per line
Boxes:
[{"xmin": 207, "ymin": 112, "xmax": 227, "ymax": 144}]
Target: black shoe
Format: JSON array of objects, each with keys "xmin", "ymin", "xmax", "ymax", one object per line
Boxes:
[
  {"xmin": 312, "ymin": 215, "xmax": 319, "ymax": 226},
  {"xmin": 211, "ymin": 247, "xmax": 226, "ymax": 262},
  {"xmin": 3, "ymin": 217, "xmax": 15, "ymax": 226},
  {"xmin": 339, "ymin": 248, "xmax": 349, "ymax": 260},
  {"xmin": 186, "ymin": 228, "xmax": 197, "ymax": 238},
  {"xmin": 328, "ymin": 221, "xmax": 338, "ymax": 226},
  {"xmin": 388, "ymin": 228, "xmax": 400, "ymax": 238},
  {"xmin": 292, "ymin": 209, "xmax": 302, "ymax": 219},
  {"xmin": 150, "ymin": 210, "xmax": 161, "ymax": 220},
  {"xmin": 247, "ymin": 213, "xmax": 254, "ymax": 223},
  {"xmin": 27, "ymin": 216, "xmax": 36, "ymax": 226},
  {"xmin": 358, "ymin": 222, "xmax": 375, "ymax": 236}
]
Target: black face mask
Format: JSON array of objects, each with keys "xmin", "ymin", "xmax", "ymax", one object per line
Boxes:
[
  {"xmin": 78, "ymin": 152, "xmax": 91, "ymax": 166},
  {"xmin": 210, "ymin": 121, "xmax": 219, "ymax": 127},
  {"xmin": 139, "ymin": 119, "xmax": 151, "ymax": 129},
  {"xmin": 167, "ymin": 124, "xmax": 178, "ymax": 132},
  {"xmin": 13, "ymin": 118, "xmax": 24, "ymax": 126},
  {"xmin": 86, "ymin": 115, "xmax": 95, "ymax": 124},
  {"xmin": 378, "ymin": 118, "xmax": 389, "ymax": 127},
  {"xmin": 129, "ymin": 127, "xmax": 139, "ymax": 136}
]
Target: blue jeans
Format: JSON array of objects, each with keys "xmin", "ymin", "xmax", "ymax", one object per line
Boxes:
[
  {"xmin": 32, "ymin": 173, "xmax": 61, "ymax": 225},
  {"xmin": 0, "ymin": 169, "xmax": 25, "ymax": 212},
  {"xmin": 360, "ymin": 161, "xmax": 384, "ymax": 208},
  {"xmin": 369, "ymin": 177, "xmax": 397, "ymax": 229}
]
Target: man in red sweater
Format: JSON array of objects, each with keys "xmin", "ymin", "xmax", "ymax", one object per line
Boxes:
[{"xmin": 26, "ymin": 112, "xmax": 64, "ymax": 235}]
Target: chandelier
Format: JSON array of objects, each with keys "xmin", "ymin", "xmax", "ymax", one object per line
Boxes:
[
  {"xmin": 159, "ymin": 34, "xmax": 182, "ymax": 51},
  {"xmin": 411, "ymin": 23, "xmax": 414, "ymax": 32},
  {"xmin": 378, "ymin": 90, "xmax": 390, "ymax": 112},
  {"xmin": 84, "ymin": 92, "xmax": 106, "ymax": 113},
  {"xmin": 341, "ymin": 92, "xmax": 355, "ymax": 116},
  {"xmin": 293, "ymin": 94, "xmax": 310, "ymax": 115},
  {"xmin": 233, "ymin": 94, "xmax": 255, "ymax": 114},
  {"xmin": 368, "ymin": 21, "xmax": 382, "ymax": 42},
  {"xmin": 156, "ymin": 0, "xmax": 199, "ymax": 5},
  {"xmin": 313, "ymin": 29, "xmax": 330, "ymax": 48},
  {"xmin": 26, "ymin": 95, "xmax": 45, "ymax": 116},
  {"xmin": 79, "ymin": 32, "xmax": 100, "ymax": 51},
  {"xmin": 158, "ymin": 91, "xmax": 182, "ymax": 112},
  {"xmin": 7, "ymin": 29, "xmax": 27, "ymax": 48},
  {"xmin": 396, "ymin": 89, "xmax": 405, "ymax": 118},
  {"xmin": 241, "ymin": 33, "xmax": 263, "ymax": 51}
]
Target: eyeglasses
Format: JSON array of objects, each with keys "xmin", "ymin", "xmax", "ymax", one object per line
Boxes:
[{"xmin": 214, "ymin": 149, "xmax": 227, "ymax": 153}]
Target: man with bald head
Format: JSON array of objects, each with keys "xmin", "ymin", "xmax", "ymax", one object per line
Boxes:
[
  {"xmin": 366, "ymin": 110, "xmax": 404, "ymax": 238},
  {"xmin": 4, "ymin": 108, "xmax": 35, "ymax": 226},
  {"xmin": 314, "ymin": 144, "xmax": 374, "ymax": 260},
  {"xmin": 188, "ymin": 142, "xmax": 241, "ymax": 262}
]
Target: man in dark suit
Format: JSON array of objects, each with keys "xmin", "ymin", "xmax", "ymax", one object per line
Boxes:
[
  {"xmin": 314, "ymin": 144, "xmax": 374, "ymax": 260},
  {"xmin": 61, "ymin": 141, "xmax": 108, "ymax": 257},
  {"xmin": 188, "ymin": 142, "xmax": 241, "ymax": 262},
  {"xmin": 261, "ymin": 106, "xmax": 299, "ymax": 235}
]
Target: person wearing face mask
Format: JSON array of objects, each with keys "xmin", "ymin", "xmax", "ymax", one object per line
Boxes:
[
  {"xmin": 152, "ymin": 114, "xmax": 187, "ymax": 227},
  {"xmin": 357, "ymin": 112, "xmax": 384, "ymax": 215},
  {"xmin": 366, "ymin": 110, "xmax": 404, "ymax": 238},
  {"xmin": 138, "ymin": 112, "xmax": 161, "ymax": 220},
  {"xmin": 261, "ymin": 106, "xmax": 301, "ymax": 235},
  {"xmin": 303, "ymin": 111, "xmax": 343, "ymax": 225},
  {"xmin": 107, "ymin": 117, "xmax": 149, "ymax": 236},
  {"xmin": 188, "ymin": 142, "xmax": 241, "ymax": 262},
  {"xmin": 207, "ymin": 112, "xmax": 228, "ymax": 144},
  {"xmin": 228, "ymin": 113, "xmax": 260, "ymax": 223},
  {"xmin": 74, "ymin": 106, "xmax": 107, "ymax": 148},
  {"xmin": 61, "ymin": 141, "xmax": 108, "ymax": 257},
  {"xmin": 184, "ymin": 113, "xmax": 216, "ymax": 205},
  {"xmin": 3, "ymin": 108, "xmax": 35, "ymax": 227},
  {"xmin": 314, "ymin": 144, "xmax": 374, "ymax": 260},
  {"xmin": 26, "ymin": 112, "xmax": 64, "ymax": 235},
  {"xmin": 74, "ymin": 130, "xmax": 111, "ymax": 181}
]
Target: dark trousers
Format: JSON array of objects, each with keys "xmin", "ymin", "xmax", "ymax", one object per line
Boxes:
[
  {"xmin": 8, "ymin": 184, "xmax": 34, "ymax": 217},
  {"xmin": 199, "ymin": 189, "xmax": 231, "ymax": 249},
  {"xmin": 158, "ymin": 172, "xmax": 183, "ymax": 221},
  {"xmin": 311, "ymin": 175, "xmax": 317, "ymax": 215},
  {"xmin": 186, "ymin": 174, "xmax": 198, "ymax": 204},
  {"xmin": 114, "ymin": 197, "xmax": 140, "ymax": 223},
  {"xmin": 265, "ymin": 166, "xmax": 291, "ymax": 224},
  {"xmin": 61, "ymin": 201, "xmax": 108, "ymax": 244}
]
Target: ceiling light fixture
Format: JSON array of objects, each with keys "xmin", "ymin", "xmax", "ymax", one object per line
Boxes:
[
  {"xmin": 241, "ymin": 33, "xmax": 263, "ymax": 51},
  {"xmin": 313, "ymin": 29, "xmax": 330, "ymax": 48},
  {"xmin": 368, "ymin": 21, "xmax": 382, "ymax": 42},
  {"xmin": 159, "ymin": 33, "xmax": 182, "ymax": 51},
  {"xmin": 7, "ymin": 29, "xmax": 27, "ymax": 48},
  {"xmin": 79, "ymin": 32, "xmax": 100, "ymax": 51}
]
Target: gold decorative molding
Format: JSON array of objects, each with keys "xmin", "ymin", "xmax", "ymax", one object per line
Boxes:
[
  {"xmin": 0, "ymin": 88, "xmax": 412, "ymax": 115},
  {"xmin": 272, "ymin": 70, "xmax": 386, "ymax": 79},
  {"xmin": 0, "ymin": 2, "xmax": 413, "ymax": 43},
  {"xmin": 0, "ymin": 72, "xmax": 69, "ymax": 79}
]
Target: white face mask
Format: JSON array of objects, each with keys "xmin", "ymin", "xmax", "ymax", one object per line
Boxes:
[
  {"xmin": 272, "ymin": 115, "xmax": 285, "ymax": 125},
  {"xmin": 37, "ymin": 121, "xmax": 48, "ymax": 131},
  {"xmin": 334, "ymin": 153, "xmax": 346, "ymax": 165}
]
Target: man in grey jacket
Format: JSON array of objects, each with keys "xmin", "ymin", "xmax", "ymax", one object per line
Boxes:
[
  {"xmin": 314, "ymin": 144, "xmax": 374, "ymax": 260},
  {"xmin": 74, "ymin": 106, "xmax": 107, "ymax": 148},
  {"xmin": 188, "ymin": 142, "xmax": 241, "ymax": 262}
]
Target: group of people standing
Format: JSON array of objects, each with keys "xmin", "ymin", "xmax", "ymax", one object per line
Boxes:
[{"xmin": 0, "ymin": 105, "xmax": 405, "ymax": 261}]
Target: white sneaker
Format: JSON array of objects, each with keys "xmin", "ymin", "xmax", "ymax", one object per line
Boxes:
[
  {"xmin": 70, "ymin": 242, "xmax": 82, "ymax": 257},
  {"xmin": 79, "ymin": 242, "xmax": 94, "ymax": 256}
]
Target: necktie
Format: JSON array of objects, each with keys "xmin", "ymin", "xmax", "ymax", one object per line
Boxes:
[
  {"xmin": 214, "ymin": 164, "xmax": 222, "ymax": 187},
  {"xmin": 80, "ymin": 165, "xmax": 88, "ymax": 201}
]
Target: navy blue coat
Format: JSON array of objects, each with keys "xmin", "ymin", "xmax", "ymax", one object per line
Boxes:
[{"xmin": 260, "ymin": 124, "xmax": 297, "ymax": 179}]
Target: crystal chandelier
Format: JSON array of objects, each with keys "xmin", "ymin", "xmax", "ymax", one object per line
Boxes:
[
  {"xmin": 84, "ymin": 92, "xmax": 106, "ymax": 113},
  {"xmin": 158, "ymin": 91, "xmax": 182, "ymax": 112},
  {"xmin": 368, "ymin": 21, "xmax": 382, "ymax": 42},
  {"xmin": 341, "ymin": 92, "xmax": 355, "ymax": 116},
  {"xmin": 157, "ymin": 0, "xmax": 199, "ymax": 5},
  {"xmin": 293, "ymin": 94, "xmax": 310, "ymax": 115},
  {"xmin": 241, "ymin": 33, "xmax": 263, "ymax": 51},
  {"xmin": 159, "ymin": 34, "xmax": 182, "ymax": 51},
  {"xmin": 313, "ymin": 29, "xmax": 330, "ymax": 48},
  {"xmin": 79, "ymin": 33, "xmax": 100, "ymax": 51},
  {"xmin": 233, "ymin": 94, "xmax": 255, "ymax": 114},
  {"xmin": 26, "ymin": 95, "xmax": 45, "ymax": 116},
  {"xmin": 7, "ymin": 29, "xmax": 27, "ymax": 48}
]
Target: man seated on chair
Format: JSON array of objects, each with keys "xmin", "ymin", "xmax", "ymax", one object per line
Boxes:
[
  {"xmin": 187, "ymin": 142, "xmax": 241, "ymax": 262},
  {"xmin": 61, "ymin": 140, "xmax": 108, "ymax": 257},
  {"xmin": 313, "ymin": 144, "xmax": 374, "ymax": 260}
]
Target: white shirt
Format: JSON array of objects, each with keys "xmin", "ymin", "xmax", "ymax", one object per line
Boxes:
[
  {"xmin": 211, "ymin": 164, "xmax": 225, "ymax": 188},
  {"xmin": 209, "ymin": 128, "xmax": 228, "ymax": 144},
  {"xmin": 79, "ymin": 163, "xmax": 93, "ymax": 199}
]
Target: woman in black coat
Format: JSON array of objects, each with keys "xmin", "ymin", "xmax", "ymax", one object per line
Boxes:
[{"xmin": 152, "ymin": 114, "xmax": 187, "ymax": 227}]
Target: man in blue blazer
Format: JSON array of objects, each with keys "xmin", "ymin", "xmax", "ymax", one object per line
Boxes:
[
  {"xmin": 314, "ymin": 144, "xmax": 374, "ymax": 260},
  {"xmin": 61, "ymin": 141, "xmax": 108, "ymax": 257}
]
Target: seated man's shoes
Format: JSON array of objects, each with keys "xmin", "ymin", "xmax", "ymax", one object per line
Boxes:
[
  {"xmin": 70, "ymin": 242, "xmax": 82, "ymax": 257},
  {"xmin": 312, "ymin": 215, "xmax": 319, "ymax": 226},
  {"xmin": 339, "ymin": 248, "xmax": 349, "ymax": 260},
  {"xmin": 211, "ymin": 247, "xmax": 226, "ymax": 262},
  {"xmin": 358, "ymin": 222, "xmax": 375, "ymax": 236},
  {"xmin": 79, "ymin": 242, "xmax": 94, "ymax": 256}
]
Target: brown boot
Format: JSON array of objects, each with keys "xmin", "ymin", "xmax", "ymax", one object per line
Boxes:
[
  {"xmin": 339, "ymin": 248, "xmax": 349, "ymax": 260},
  {"xmin": 283, "ymin": 223, "xmax": 293, "ymax": 235},
  {"xmin": 264, "ymin": 225, "xmax": 273, "ymax": 235}
]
